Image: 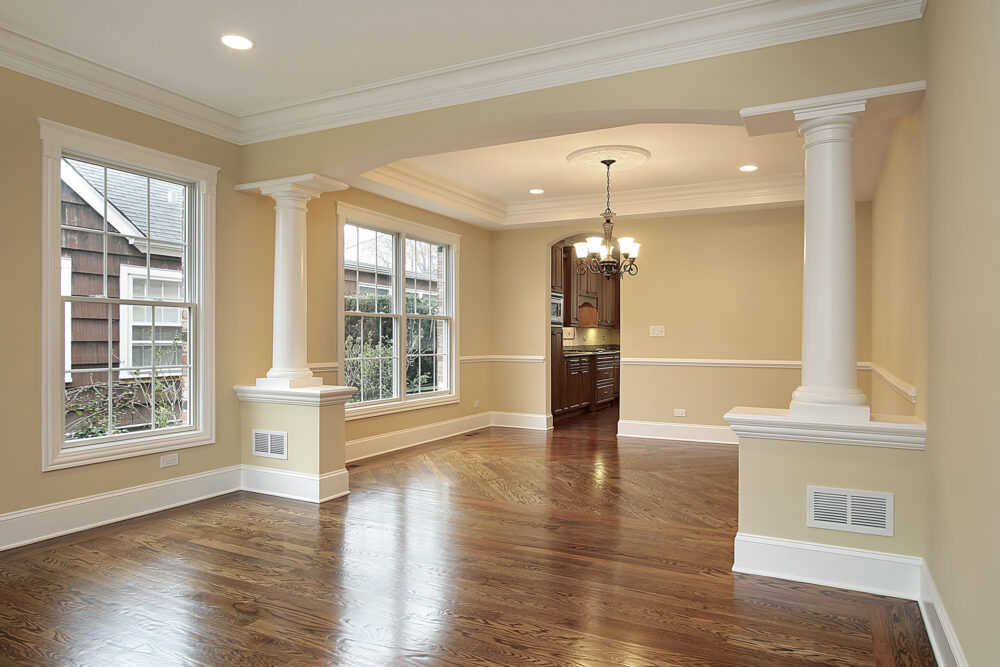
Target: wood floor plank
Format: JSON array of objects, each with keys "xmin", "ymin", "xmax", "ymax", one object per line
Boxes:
[{"xmin": 0, "ymin": 407, "xmax": 935, "ymax": 665}]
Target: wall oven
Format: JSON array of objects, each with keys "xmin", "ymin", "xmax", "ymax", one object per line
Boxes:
[{"xmin": 550, "ymin": 292, "xmax": 564, "ymax": 326}]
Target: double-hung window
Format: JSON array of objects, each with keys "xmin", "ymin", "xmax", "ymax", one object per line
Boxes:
[
  {"xmin": 338, "ymin": 204, "xmax": 459, "ymax": 417},
  {"xmin": 40, "ymin": 120, "xmax": 217, "ymax": 470}
]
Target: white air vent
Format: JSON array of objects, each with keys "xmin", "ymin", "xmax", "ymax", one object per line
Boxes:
[
  {"xmin": 251, "ymin": 429, "xmax": 287, "ymax": 459},
  {"xmin": 807, "ymin": 486, "xmax": 893, "ymax": 536}
]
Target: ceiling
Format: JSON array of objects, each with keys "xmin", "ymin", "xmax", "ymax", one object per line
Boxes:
[
  {"xmin": 0, "ymin": 1, "xmax": 925, "ymax": 143},
  {"xmin": 0, "ymin": 0, "xmax": 730, "ymax": 115},
  {"xmin": 356, "ymin": 107, "xmax": 903, "ymax": 229},
  {"xmin": 407, "ymin": 124, "xmax": 807, "ymax": 202}
]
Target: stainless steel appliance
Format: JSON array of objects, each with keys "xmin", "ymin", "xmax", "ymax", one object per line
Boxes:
[{"xmin": 550, "ymin": 292, "xmax": 564, "ymax": 326}]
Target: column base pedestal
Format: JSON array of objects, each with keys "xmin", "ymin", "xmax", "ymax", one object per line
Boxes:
[
  {"xmin": 790, "ymin": 386, "xmax": 870, "ymax": 422},
  {"xmin": 234, "ymin": 383, "xmax": 357, "ymax": 503},
  {"xmin": 789, "ymin": 401, "xmax": 871, "ymax": 422},
  {"xmin": 256, "ymin": 376, "xmax": 323, "ymax": 389}
]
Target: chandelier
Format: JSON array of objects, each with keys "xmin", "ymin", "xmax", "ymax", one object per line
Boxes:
[{"xmin": 573, "ymin": 158, "xmax": 640, "ymax": 279}]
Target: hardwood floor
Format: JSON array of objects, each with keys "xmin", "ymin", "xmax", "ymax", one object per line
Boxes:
[{"xmin": 0, "ymin": 407, "xmax": 935, "ymax": 666}]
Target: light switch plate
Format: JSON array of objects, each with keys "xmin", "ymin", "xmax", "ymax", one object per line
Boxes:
[
  {"xmin": 650, "ymin": 325, "xmax": 665, "ymax": 337},
  {"xmin": 160, "ymin": 453, "xmax": 179, "ymax": 468}
]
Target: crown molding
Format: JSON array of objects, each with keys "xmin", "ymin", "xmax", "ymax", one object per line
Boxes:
[
  {"xmin": 504, "ymin": 174, "xmax": 805, "ymax": 226},
  {"xmin": 357, "ymin": 167, "xmax": 804, "ymax": 228},
  {"xmin": 358, "ymin": 163, "xmax": 507, "ymax": 228},
  {"xmin": 0, "ymin": 27, "xmax": 241, "ymax": 143},
  {"xmin": 0, "ymin": 0, "xmax": 924, "ymax": 145}
]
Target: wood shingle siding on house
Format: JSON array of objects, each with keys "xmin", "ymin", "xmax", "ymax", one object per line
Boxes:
[{"xmin": 61, "ymin": 183, "xmax": 182, "ymax": 387}]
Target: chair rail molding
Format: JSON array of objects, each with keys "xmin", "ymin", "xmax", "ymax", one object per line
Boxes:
[{"xmin": 460, "ymin": 355, "xmax": 545, "ymax": 364}]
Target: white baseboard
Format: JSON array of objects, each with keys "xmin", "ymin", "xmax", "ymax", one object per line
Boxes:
[
  {"xmin": 346, "ymin": 412, "xmax": 493, "ymax": 462},
  {"xmin": 0, "ymin": 465, "xmax": 242, "ymax": 552},
  {"xmin": 617, "ymin": 419, "xmax": 738, "ymax": 444},
  {"xmin": 241, "ymin": 465, "xmax": 350, "ymax": 504},
  {"xmin": 732, "ymin": 532, "xmax": 922, "ymax": 599},
  {"xmin": 491, "ymin": 411, "xmax": 553, "ymax": 431},
  {"xmin": 919, "ymin": 562, "xmax": 969, "ymax": 667}
]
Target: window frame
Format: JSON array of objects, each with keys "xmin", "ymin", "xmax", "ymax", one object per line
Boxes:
[
  {"xmin": 336, "ymin": 203, "xmax": 460, "ymax": 420},
  {"xmin": 118, "ymin": 264, "xmax": 187, "ymax": 378},
  {"xmin": 40, "ymin": 119, "xmax": 217, "ymax": 471}
]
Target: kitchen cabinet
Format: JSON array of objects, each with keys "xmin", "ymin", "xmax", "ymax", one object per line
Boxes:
[
  {"xmin": 566, "ymin": 356, "xmax": 592, "ymax": 410},
  {"xmin": 552, "ymin": 351, "xmax": 619, "ymax": 418},
  {"xmin": 551, "ymin": 328, "xmax": 566, "ymax": 416},
  {"xmin": 579, "ymin": 266, "xmax": 599, "ymax": 299},
  {"xmin": 550, "ymin": 244, "xmax": 564, "ymax": 294},
  {"xmin": 592, "ymin": 352, "xmax": 620, "ymax": 409},
  {"xmin": 562, "ymin": 247, "xmax": 578, "ymax": 327},
  {"xmin": 562, "ymin": 250, "xmax": 619, "ymax": 329},
  {"xmin": 598, "ymin": 274, "xmax": 620, "ymax": 328}
]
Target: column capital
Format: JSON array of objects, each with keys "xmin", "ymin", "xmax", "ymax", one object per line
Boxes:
[
  {"xmin": 236, "ymin": 173, "xmax": 348, "ymax": 201},
  {"xmin": 793, "ymin": 100, "xmax": 866, "ymax": 124}
]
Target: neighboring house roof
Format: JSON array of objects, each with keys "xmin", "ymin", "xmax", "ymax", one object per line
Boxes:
[{"xmin": 63, "ymin": 158, "xmax": 185, "ymax": 244}]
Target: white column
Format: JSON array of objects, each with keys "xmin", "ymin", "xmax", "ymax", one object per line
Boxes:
[
  {"xmin": 789, "ymin": 102, "xmax": 870, "ymax": 421},
  {"xmin": 236, "ymin": 174, "xmax": 348, "ymax": 389}
]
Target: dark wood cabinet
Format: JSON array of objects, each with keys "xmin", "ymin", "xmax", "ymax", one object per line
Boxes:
[
  {"xmin": 566, "ymin": 356, "xmax": 592, "ymax": 410},
  {"xmin": 579, "ymin": 266, "xmax": 599, "ymax": 299},
  {"xmin": 592, "ymin": 352, "xmax": 619, "ymax": 410},
  {"xmin": 550, "ymin": 244, "xmax": 564, "ymax": 294},
  {"xmin": 597, "ymin": 274, "xmax": 619, "ymax": 328},
  {"xmin": 562, "ymin": 247, "xmax": 578, "ymax": 327},
  {"xmin": 552, "ymin": 351, "xmax": 619, "ymax": 418},
  {"xmin": 562, "ymin": 250, "xmax": 619, "ymax": 330},
  {"xmin": 551, "ymin": 328, "xmax": 566, "ymax": 416}
]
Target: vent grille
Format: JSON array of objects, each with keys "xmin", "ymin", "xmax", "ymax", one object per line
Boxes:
[
  {"xmin": 807, "ymin": 486, "xmax": 893, "ymax": 536},
  {"xmin": 251, "ymin": 430, "xmax": 287, "ymax": 459}
]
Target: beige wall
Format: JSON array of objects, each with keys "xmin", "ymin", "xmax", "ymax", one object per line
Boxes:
[
  {"xmin": 239, "ymin": 22, "xmax": 925, "ymax": 183},
  {"xmin": 0, "ymin": 68, "xmax": 273, "ymax": 515},
  {"xmin": 924, "ymin": 1, "xmax": 1000, "ymax": 662},
  {"xmin": 870, "ymin": 109, "xmax": 928, "ymax": 419},
  {"xmin": 497, "ymin": 205, "xmax": 874, "ymax": 425},
  {"xmin": 739, "ymin": 437, "xmax": 926, "ymax": 555},
  {"xmin": 294, "ymin": 187, "xmax": 498, "ymax": 440}
]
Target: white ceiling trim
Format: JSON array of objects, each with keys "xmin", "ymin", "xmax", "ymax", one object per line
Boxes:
[
  {"xmin": 357, "ymin": 165, "xmax": 805, "ymax": 229},
  {"xmin": 503, "ymin": 174, "xmax": 805, "ymax": 226},
  {"xmin": 0, "ymin": 0, "xmax": 924, "ymax": 145},
  {"xmin": 358, "ymin": 163, "xmax": 507, "ymax": 227},
  {"xmin": 0, "ymin": 27, "xmax": 240, "ymax": 143}
]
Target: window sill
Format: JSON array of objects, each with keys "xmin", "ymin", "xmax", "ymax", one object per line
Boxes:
[
  {"xmin": 44, "ymin": 427, "xmax": 214, "ymax": 471},
  {"xmin": 345, "ymin": 393, "xmax": 459, "ymax": 421}
]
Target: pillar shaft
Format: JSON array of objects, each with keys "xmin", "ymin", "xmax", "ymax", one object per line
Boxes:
[
  {"xmin": 790, "ymin": 107, "xmax": 870, "ymax": 421},
  {"xmin": 235, "ymin": 174, "xmax": 347, "ymax": 390},
  {"xmin": 266, "ymin": 191, "xmax": 313, "ymax": 383}
]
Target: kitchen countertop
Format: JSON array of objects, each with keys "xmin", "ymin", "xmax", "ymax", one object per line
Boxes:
[{"xmin": 563, "ymin": 349, "xmax": 620, "ymax": 357}]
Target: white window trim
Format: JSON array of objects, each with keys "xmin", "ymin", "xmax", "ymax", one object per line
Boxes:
[
  {"xmin": 40, "ymin": 119, "xmax": 217, "ymax": 471},
  {"xmin": 61, "ymin": 256, "xmax": 72, "ymax": 384},
  {"xmin": 336, "ymin": 202, "xmax": 461, "ymax": 420},
  {"xmin": 118, "ymin": 264, "xmax": 186, "ymax": 378}
]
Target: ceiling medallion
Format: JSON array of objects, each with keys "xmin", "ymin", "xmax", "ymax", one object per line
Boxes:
[
  {"xmin": 571, "ymin": 153, "xmax": 642, "ymax": 280},
  {"xmin": 566, "ymin": 144, "xmax": 651, "ymax": 171}
]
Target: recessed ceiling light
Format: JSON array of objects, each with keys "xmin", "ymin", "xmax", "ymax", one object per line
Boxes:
[
  {"xmin": 221, "ymin": 34, "xmax": 253, "ymax": 50},
  {"xmin": 529, "ymin": 188, "xmax": 545, "ymax": 195},
  {"xmin": 739, "ymin": 164, "xmax": 759, "ymax": 172}
]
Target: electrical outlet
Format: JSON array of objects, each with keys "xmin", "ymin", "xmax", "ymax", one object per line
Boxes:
[
  {"xmin": 160, "ymin": 453, "xmax": 179, "ymax": 468},
  {"xmin": 673, "ymin": 408, "xmax": 686, "ymax": 417},
  {"xmin": 650, "ymin": 325, "xmax": 665, "ymax": 337},
  {"xmin": 473, "ymin": 400, "xmax": 480, "ymax": 409}
]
